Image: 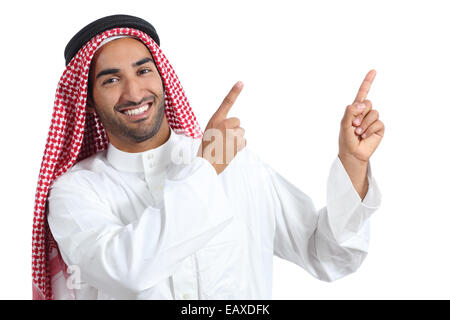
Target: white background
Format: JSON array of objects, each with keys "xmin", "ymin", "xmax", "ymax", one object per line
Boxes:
[{"xmin": 1, "ymin": 0, "xmax": 449, "ymax": 299}]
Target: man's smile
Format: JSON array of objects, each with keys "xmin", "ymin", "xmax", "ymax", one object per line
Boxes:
[{"xmin": 117, "ymin": 101, "xmax": 153, "ymax": 121}]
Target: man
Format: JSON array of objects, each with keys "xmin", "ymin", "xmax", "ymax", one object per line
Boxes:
[{"xmin": 32, "ymin": 14, "xmax": 384, "ymax": 300}]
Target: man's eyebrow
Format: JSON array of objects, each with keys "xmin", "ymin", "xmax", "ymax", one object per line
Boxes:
[
  {"xmin": 96, "ymin": 68, "xmax": 120, "ymax": 79},
  {"xmin": 132, "ymin": 57, "xmax": 154, "ymax": 67},
  {"xmin": 95, "ymin": 58, "xmax": 154, "ymax": 79}
]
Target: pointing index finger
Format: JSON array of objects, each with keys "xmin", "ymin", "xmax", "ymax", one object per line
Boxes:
[
  {"xmin": 215, "ymin": 81, "xmax": 244, "ymax": 119},
  {"xmin": 354, "ymin": 70, "xmax": 376, "ymax": 104}
]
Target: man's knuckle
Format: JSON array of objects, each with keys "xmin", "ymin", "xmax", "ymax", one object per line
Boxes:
[
  {"xmin": 223, "ymin": 96, "xmax": 233, "ymax": 106},
  {"xmin": 226, "ymin": 117, "xmax": 240, "ymax": 126}
]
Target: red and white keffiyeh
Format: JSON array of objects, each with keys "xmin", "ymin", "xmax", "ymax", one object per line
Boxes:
[{"xmin": 32, "ymin": 27, "xmax": 202, "ymax": 300}]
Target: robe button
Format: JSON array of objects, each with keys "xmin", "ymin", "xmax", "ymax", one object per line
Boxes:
[{"xmin": 183, "ymin": 293, "xmax": 190, "ymax": 300}]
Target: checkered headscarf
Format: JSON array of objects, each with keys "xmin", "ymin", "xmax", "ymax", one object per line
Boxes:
[{"xmin": 32, "ymin": 27, "xmax": 202, "ymax": 299}]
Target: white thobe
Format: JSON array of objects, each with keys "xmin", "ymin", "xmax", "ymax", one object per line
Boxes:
[{"xmin": 47, "ymin": 128, "xmax": 381, "ymax": 300}]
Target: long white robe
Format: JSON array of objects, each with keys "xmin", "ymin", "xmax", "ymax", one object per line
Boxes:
[{"xmin": 47, "ymin": 128, "xmax": 381, "ymax": 299}]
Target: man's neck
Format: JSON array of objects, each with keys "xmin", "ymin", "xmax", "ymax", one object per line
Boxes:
[{"xmin": 109, "ymin": 118, "xmax": 171, "ymax": 153}]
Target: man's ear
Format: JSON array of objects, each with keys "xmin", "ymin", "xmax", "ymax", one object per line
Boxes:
[{"xmin": 86, "ymin": 97, "xmax": 96, "ymax": 114}]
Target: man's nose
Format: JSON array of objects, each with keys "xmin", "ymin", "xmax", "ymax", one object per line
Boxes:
[{"xmin": 121, "ymin": 78, "xmax": 145, "ymax": 103}]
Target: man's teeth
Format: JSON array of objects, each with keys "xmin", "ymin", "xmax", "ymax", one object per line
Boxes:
[{"xmin": 124, "ymin": 104, "xmax": 150, "ymax": 116}]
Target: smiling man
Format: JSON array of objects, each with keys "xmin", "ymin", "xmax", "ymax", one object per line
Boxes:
[
  {"xmin": 87, "ymin": 38, "xmax": 169, "ymax": 151},
  {"xmin": 32, "ymin": 14, "xmax": 384, "ymax": 300}
]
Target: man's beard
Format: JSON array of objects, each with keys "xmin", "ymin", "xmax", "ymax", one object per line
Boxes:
[{"xmin": 95, "ymin": 97, "xmax": 166, "ymax": 144}]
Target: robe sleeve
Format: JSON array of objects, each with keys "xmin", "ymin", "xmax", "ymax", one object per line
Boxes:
[
  {"xmin": 47, "ymin": 156, "xmax": 232, "ymax": 299},
  {"xmin": 267, "ymin": 156, "xmax": 382, "ymax": 282}
]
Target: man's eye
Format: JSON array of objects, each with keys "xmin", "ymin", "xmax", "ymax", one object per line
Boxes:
[
  {"xmin": 103, "ymin": 78, "xmax": 118, "ymax": 85},
  {"xmin": 139, "ymin": 69, "xmax": 151, "ymax": 75}
]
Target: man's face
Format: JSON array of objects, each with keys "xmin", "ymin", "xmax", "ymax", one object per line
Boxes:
[{"xmin": 88, "ymin": 37, "xmax": 165, "ymax": 145}]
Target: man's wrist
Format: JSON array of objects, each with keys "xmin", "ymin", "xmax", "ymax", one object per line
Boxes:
[{"xmin": 338, "ymin": 152, "xmax": 369, "ymax": 200}]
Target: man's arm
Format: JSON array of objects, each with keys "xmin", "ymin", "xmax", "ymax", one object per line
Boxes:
[
  {"xmin": 47, "ymin": 156, "xmax": 232, "ymax": 299},
  {"xmin": 270, "ymin": 70, "xmax": 384, "ymax": 281},
  {"xmin": 266, "ymin": 154, "xmax": 381, "ymax": 282}
]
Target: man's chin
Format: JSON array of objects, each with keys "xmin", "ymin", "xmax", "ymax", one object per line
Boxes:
[
  {"xmin": 107, "ymin": 102, "xmax": 165, "ymax": 144},
  {"xmin": 123, "ymin": 123, "xmax": 162, "ymax": 143},
  {"xmin": 128, "ymin": 133, "xmax": 158, "ymax": 143}
]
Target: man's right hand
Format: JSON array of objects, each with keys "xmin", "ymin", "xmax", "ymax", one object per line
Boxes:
[{"xmin": 197, "ymin": 81, "xmax": 246, "ymax": 175}]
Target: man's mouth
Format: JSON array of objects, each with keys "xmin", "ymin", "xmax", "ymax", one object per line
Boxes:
[{"xmin": 117, "ymin": 102, "xmax": 153, "ymax": 120}]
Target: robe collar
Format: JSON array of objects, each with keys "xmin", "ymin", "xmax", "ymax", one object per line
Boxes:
[{"xmin": 106, "ymin": 127, "xmax": 178, "ymax": 174}]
